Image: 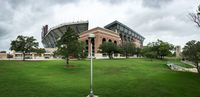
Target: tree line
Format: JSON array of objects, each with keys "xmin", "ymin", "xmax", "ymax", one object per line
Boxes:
[
  {"xmin": 141, "ymin": 40, "xmax": 174, "ymax": 60},
  {"xmin": 99, "ymin": 41, "xmax": 141, "ymax": 59}
]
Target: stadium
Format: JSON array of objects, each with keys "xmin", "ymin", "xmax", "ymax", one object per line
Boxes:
[{"xmin": 41, "ymin": 20, "xmax": 145, "ymax": 58}]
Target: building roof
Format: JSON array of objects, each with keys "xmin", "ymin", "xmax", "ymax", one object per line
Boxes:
[
  {"xmin": 42, "ymin": 21, "xmax": 88, "ymax": 39},
  {"xmin": 48, "ymin": 21, "xmax": 88, "ymax": 33},
  {"xmin": 104, "ymin": 20, "xmax": 145, "ymax": 40},
  {"xmin": 41, "ymin": 21, "xmax": 89, "ymax": 48}
]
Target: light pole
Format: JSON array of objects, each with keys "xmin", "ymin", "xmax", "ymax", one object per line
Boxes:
[
  {"xmin": 60, "ymin": 44, "xmax": 68, "ymax": 64},
  {"xmin": 198, "ymin": 5, "xmax": 200, "ymax": 15},
  {"xmin": 88, "ymin": 33, "xmax": 97, "ymax": 97}
]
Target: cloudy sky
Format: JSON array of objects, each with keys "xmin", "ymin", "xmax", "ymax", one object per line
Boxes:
[{"xmin": 0, "ymin": 0, "xmax": 200, "ymax": 51}]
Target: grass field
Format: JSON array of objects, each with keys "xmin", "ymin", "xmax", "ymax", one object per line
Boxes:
[{"xmin": 0, "ymin": 59, "xmax": 200, "ymax": 97}]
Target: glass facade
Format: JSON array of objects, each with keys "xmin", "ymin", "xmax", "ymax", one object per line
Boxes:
[{"xmin": 104, "ymin": 20, "xmax": 145, "ymax": 43}]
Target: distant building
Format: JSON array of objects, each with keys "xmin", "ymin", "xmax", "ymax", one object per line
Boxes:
[
  {"xmin": 41, "ymin": 20, "xmax": 145, "ymax": 58},
  {"xmin": 176, "ymin": 46, "xmax": 181, "ymax": 57},
  {"xmin": 0, "ymin": 52, "xmax": 7, "ymax": 59},
  {"xmin": 12, "ymin": 50, "xmax": 53, "ymax": 60}
]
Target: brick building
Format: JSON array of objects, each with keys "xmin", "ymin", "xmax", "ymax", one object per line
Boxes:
[{"xmin": 79, "ymin": 27, "xmax": 121, "ymax": 58}]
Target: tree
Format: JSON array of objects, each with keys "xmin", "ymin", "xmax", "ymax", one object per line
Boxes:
[
  {"xmin": 10, "ymin": 35, "xmax": 38, "ymax": 61},
  {"xmin": 135, "ymin": 47, "xmax": 141, "ymax": 57},
  {"xmin": 158, "ymin": 40, "xmax": 174, "ymax": 59},
  {"xmin": 76, "ymin": 41, "xmax": 87, "ymax": 59},
  {"xmin": 99, "ymin": 42, "xmax": 118, "ymax": 59},
  {"xmin": 189, "ymin": 5, "xmax": 200, "ymax": 27},
  {"xmin": 141, "ymin": 46, "xmax": 157, "ymax": 61},
  {"xmin": 182, "ymin": 40, "xmax": 200, "ymax": 73},
  {"xmin": 56, "ymin": 27, "xmax": 80, "ymax": 66},
  {"xmin": 119, "ymin": 42, "xmax": 135, "ymax": 58},
  {"xmin": 142, "ymin": 40, "xmax": 174, "ymax": 59}
]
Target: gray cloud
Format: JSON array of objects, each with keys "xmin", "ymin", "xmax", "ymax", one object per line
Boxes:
[
  {"xmin": 0, "ymin": 0, "xmax": 199, "ymax": 51},
  {"xmin": 0, "ymin": 0, "xmax": 80, "ymax": 40},
  {"xmin": 0, "ymin": 26, "xmax": 8, "ymax": 39},
  {"xmin": 5, "ymin": 0, "xmax": 80, "ymax": 9},
  {"xmin": 142, "ymin": 0, "xmax": 173, "ymax": 8},
  {"xmin": 98, "ymin": 0, "xmax": 126, "ymax": 5},
  {"xmin": 125, "ymin": 0, "xmax": 200, "ymax": 46}
]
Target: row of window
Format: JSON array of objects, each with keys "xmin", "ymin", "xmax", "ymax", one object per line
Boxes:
[
  {"xmin": 114, "ymin": 25, "xmax": 144, "ymax": 41},
  {"xmin": 102, "ymin": 38, "xmax": 117, "ymax": 44},
  {"xmin": 106, "ymin": 25, "xmax": 141, "ymax": 40}
]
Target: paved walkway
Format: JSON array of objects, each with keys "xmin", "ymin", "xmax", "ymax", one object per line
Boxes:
[{"xmin": 181, "ymin": 60, "xmax": 196, "ymax": 67}]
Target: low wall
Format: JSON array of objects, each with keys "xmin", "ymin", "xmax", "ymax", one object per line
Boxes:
[
  {"xmin": 167, "ymin": 63, "xmax": 197, "ymax": 73},
  {"xmin": 94, "ymin": 53, "xmax": 141, "ymax": 59}
]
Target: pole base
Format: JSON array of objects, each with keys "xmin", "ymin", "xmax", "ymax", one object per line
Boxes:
[{"xmin": 87, "ymin": 95, "xmax": 98, "ymax": 97}]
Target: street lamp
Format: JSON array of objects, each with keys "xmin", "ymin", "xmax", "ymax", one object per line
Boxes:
[{"xmin": 87, "ymin": 33, "xmax": 98, "ymax": 97}]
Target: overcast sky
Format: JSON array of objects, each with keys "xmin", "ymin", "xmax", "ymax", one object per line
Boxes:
[{"xmin": 0, "ymin": 0, "xmax": 200, "ymax": 51}]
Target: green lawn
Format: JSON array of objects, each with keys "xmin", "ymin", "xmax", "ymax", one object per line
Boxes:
[{"xmin": 0, "ymin": 59, "xmax": 200, "ymax": 97}]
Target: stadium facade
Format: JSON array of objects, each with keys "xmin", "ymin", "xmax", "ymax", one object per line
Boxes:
[
  {"xmin": 104, "ymin": 20, "xmax": 145, "ymax": 47},
  {"xmin": 41, "ymin": 20, "xmax": 145, "ymax": 58},
  {"xmin": 41, "ymin": 21, "xmax": 89, "ymax": 48}
]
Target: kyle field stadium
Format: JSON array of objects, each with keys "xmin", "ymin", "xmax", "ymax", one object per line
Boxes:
[{"xmin": 41, "ymin": 20, "xmax": 145, "ymax": 59}]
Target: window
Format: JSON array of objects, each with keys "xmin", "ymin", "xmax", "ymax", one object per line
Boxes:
[
  {"xmin": 102, "ymin": 53, "xmax": 107, "ymax": 57},
  {"xmin": 114, "ymin": 53, "xmax": 118, "ymax": 57},
  {"xmin": 124, "ymin": 35, "xmax": 127, "ymax": 41},
  {"xmin": 117, "ymin": 25, "xmax": 120, "ymax": 29},
  {"xmin": 109, "ymin": 39, "xmax": 112, "ymax": 42},
  {"xmin": 125, "ymin": 29, "xmax": 128, "ymax": 33},
  {"xmin": 129, "ymin": 30, "xmax": 132, "ymax": 34},
  {"xmin": 120, "ymin": 26, "xmax": 123, "ymax": 31},
  {"xmin": 102, "ymin": 38, "xmax": 106, "ymax": 43},
  {"xmin": 85, "ymin": 40, "xmax": 88, "ymax": 45},
  {"xmin": 128, "ymin": 37, "xmax": 131, "ymax": 42},
  {"xmin": 114, "ymin": 41, "xmax": 117, "ymax": 45}
]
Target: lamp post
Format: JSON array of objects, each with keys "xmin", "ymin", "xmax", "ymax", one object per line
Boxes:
[
  {"xmin": 60, "ymin": 44, "xmax": 68, "ymax": 65},
  {"xmin": 88, "ymin": 33, "xmax": 97, "ymax": 97},
  {"xmin": 60, "ymin": 44, "xmax": 67, "ymax": 50}
]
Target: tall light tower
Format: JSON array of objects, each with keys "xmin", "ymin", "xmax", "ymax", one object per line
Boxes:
[
  {"xmin": 198, "ymin": 4, "xmax": 200, "ymax": 15},
  {"xmin": 87, "ymin": 33, "xmax": 98, "ymax": 97}
]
